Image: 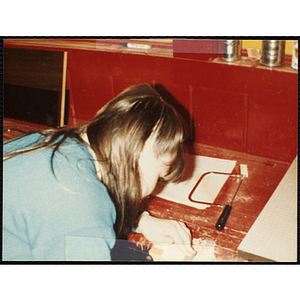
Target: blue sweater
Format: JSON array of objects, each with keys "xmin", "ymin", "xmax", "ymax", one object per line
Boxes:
[{"xmin": 3, "ymin": 134, "xmax": 116, "ymax": 261}]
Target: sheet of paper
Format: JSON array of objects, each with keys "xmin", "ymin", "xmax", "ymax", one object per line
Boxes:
[
  {"xmin": 237, "ymin": 156, "xmax": 297, "ymax": 262},
  {"xmin": 153, "ymin": 154, "xmax": 236, "ymax": 210}
]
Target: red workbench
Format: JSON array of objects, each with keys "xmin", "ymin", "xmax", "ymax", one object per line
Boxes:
[
  {"xmin": 3, "ymin": 118, "xmax": 291, "ymax": 262},
  {"xmin": 128, "ymin": 143, "xmax": 291, "ymax": 261}
]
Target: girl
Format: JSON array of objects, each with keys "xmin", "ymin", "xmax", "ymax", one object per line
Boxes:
[{"xmin": 3, "ymin": 84, "xmax": 196, "ymax": 261}]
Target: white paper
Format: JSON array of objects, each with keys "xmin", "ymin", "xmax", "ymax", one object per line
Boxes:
[{"xmin": 153, "ymin": 154, "xmax": 236, "ymax": 210}]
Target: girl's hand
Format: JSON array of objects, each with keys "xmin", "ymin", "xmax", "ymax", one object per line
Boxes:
[{"xmin": 136, "ymin": 212, "xmax": 197, "ymax": 258}]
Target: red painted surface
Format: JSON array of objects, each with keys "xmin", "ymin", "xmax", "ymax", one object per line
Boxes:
[
  {"xmin": 67, "ymin": 50, "xmax": 115, "ymax": 121},
  {"xmin": 4, "ymin": 41, "xmax": 298, "ymax": 162},
  {"xmin": 192, "ymin": 86, "xmax": 246, "ymax": 152}
]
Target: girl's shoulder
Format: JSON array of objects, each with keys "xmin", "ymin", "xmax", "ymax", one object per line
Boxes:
[{"xmin": 4, "ymin": 133, "xmax": 43, "ymax": 154}]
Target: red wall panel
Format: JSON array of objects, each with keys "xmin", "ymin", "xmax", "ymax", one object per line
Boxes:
[
  {"xmin": 4, "ymin": 43, "xmax": 298, "ymax": 162},
  {"xmin": 192, "ymin": 86, "xmax": 246, "ymax": 152},
  {"xmin": 67, "ymin": 50, "xmax": 115, "ymax": 121},
  {"xmin": 247, "ymin": 93, "xmax": 298, "ymax": 162}
]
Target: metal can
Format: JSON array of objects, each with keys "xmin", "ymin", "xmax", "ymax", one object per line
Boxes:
[
  {"xmin": 222, "ymin": 40, "xmax": 241, "ymax": 62},
  {"xmin": 291, "ymin": 40, "xmax": 298, "ymax": 70},
  {"xmin": 260, "ymin": 40, "xmax": 285, "ymax": 67}
]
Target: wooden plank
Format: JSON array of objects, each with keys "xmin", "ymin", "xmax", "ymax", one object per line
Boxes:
[
  {"xmin": 60, "ymin": 51, "xmax": 68, "ymax": 127},
  {"xmin": 4, "ymin": 38, "xmax": 174, "ymax": 58}
]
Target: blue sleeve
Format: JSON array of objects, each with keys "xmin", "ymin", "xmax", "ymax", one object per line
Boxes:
[{"xmin": 3, "ymin": 137, "xmax": 117, "ymax": 261}]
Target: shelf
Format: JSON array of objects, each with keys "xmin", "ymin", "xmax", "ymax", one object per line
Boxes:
[
  {"xmin": 4, "ymin": 38, "xmax": 174, "ymax": 58},
  {"xmin": 213, "ymin": 57, "xmax": 297, "ymax": 74}
]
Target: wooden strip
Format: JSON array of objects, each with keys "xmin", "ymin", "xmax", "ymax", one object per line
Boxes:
[
  {"xmin": 4, "ymin": 39, "xmax": 174, "ymax": 58},
  {"xmin": 60, "ymin": 51, "xmax": 68, "ymax": 127}
]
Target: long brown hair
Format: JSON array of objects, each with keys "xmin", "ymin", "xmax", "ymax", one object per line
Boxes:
[
  {"xmin": 4, "ymin": 84, "xmax": 187, "ymax": 238},
  {"xmin": 87, "ymin": 84, "xmax": 186, "ymax": 237}
]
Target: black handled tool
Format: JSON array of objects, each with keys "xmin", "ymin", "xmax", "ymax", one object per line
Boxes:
[
  {"xmin": 188, "ymin": 170, "xmax": 247, "ymax": 231},
  {"xmin": 215, "ymin": 174, "xmax": 245, "ymax": 230},
  {"xmin": 215, "ymin": 205, "xmax": 232, "ymax": 230}
]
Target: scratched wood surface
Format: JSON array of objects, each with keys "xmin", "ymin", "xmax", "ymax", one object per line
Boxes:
[{"xmin": 130, "ymin": 143, "xmax": 290, "ymax": 262}]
